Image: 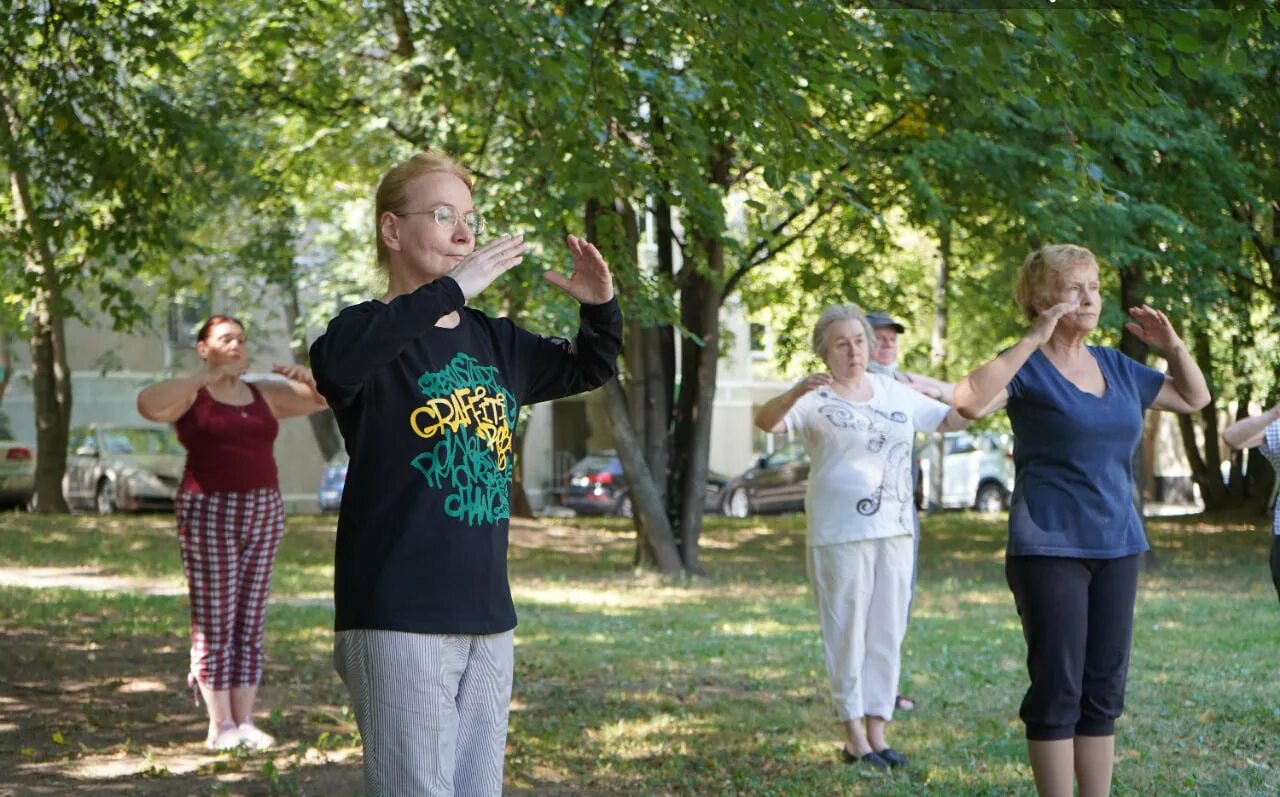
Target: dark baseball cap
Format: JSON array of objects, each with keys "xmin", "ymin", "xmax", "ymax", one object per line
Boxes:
[{"xmin": 866, "ymin": 311, "xmax": 905, "ymax": 333}]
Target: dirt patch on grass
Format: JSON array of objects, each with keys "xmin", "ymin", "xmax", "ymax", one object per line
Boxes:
[{"xmin": 0, "ymin": 623, "xmax": 362, "ymax": 796}]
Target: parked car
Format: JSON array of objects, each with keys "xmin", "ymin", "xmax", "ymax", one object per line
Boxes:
[
  {"xmin": 719, "ymin": 441, "xmax": 810, "ymax": 518},
  {"xmin": 317, "ymin": 450, "xmax": 348, "ymax": 512},
  {"xmin": 556, "ymin": 450, "xmax": 727, "ymax": 517},
  {"xmin": 917, "ymin": 430, "xmax": 1014, "ymax": 513},
  {"xmin": 64, "ymin": 423, "xmax": 185, "ymax": 514},
  {"xmin": 0, "ymin": 435, "xmax": 35, "ymax": 510},
  {"xmin": 720, "ymin": 430, "xmax": 1015, "ymax": 518}
]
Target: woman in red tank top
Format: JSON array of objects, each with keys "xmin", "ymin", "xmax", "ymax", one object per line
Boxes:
[{"xmin": 137, "ymin": 315, "xmax": 328, "ymax": 751}]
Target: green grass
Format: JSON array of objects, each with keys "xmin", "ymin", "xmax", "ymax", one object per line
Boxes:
[{"xmin": 0, "ymin": 508, "xmax": 1276, "ymax": 795}]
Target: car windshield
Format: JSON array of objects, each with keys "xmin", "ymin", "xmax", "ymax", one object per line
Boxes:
[
  {"xmin": 570, "ymin": 454, "xmax": 617, "ymax": 475},
  {"xmin": 101, "ymin": 428, "xmax": 183, "ymax": 456}
]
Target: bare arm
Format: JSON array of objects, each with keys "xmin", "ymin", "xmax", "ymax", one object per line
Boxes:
[
  {"xmin": 953, "ymin": 301, "xmax": 1077, "ymax": 420},
  {"xmin": 136, "ymin": 360, "xmax": 247, "ymax": 424},
  {"xmin": 901, "ymin": 371, "xmax": 955, "ymax": 404},
  {"xmin": 936, "ymin": 407, "xmax": 971, "ymax": 433},
  {"xmin": 258, "ymin": 364, "xmax": 329, "ymax": 419},
  {"xmin": 754, "ymin": 374, "xmax": 831, "ymax": 433},
  {"xmin": 1223, "ymin": 404, "xmax": 1280, "ymax": 450},
  {"xmin": 1125, "ymin": 306, "xmax": 1211, "ymax": 414}
]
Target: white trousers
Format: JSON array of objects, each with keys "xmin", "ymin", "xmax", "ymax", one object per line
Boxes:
[
  {"xmin": 334, "ymin": 629, "xmax": 514, "ymax": 797},
  {"xmin": 808, "ymin": 535, "xmax": 913, "ymax": 722}
]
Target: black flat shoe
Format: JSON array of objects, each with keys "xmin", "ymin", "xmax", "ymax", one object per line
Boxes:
[
  {"xmin": 840, "ymin": 747, "xmax": 891, "ymax": 771},
  {"xmin": 874, "ymin": 747, "xmax": 909, "ymax": 768}
]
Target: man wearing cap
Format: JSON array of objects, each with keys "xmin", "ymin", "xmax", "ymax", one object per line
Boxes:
[
  {"xmin": 866, "ymin": 311, "xmax": 954, "ymax": 403},
  {"xmin": 865, "ymin": 310, "xmax": 957, "ymax": 714}
]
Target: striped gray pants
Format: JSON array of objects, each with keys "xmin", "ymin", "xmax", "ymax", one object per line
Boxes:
[{"xmin": 335, "ymin": 629, "xmax": 514, "ymax": 797}]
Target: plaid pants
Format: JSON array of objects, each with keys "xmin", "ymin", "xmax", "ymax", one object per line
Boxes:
[{"xmin": 177, "ymin": 488, "xmax": 285, "ymax": 691}]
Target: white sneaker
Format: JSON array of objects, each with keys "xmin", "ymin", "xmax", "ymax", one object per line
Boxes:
[
  {"xmin": 236, "ymin": 723, "xmax": 276, "ymax": 751},
  {"xmin": 206, "ymin": 725, "xmax": 242, "ymax": 751}
]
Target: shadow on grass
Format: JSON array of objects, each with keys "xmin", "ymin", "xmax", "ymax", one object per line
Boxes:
[{"xmin": 0, "ymin": 510, "xmax": 1276, "ymax": 794}]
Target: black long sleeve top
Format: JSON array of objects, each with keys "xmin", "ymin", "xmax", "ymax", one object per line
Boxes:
[{"xmin": 310, "ymin": 277, "xmax": 622, "ymax": 634}]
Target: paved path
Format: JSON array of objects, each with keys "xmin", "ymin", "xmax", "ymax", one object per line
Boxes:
[{"xmin": 0, "ymin": 566, "xmax": 333, "ymax": 607}]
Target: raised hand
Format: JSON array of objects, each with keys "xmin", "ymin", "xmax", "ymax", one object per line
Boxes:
[
  {"xmin": 272, "ymin": 363, "xmax": 317, "ymax": 389},
  {"xmin": 448, "ymin": 234, "xmax": 527, "ymax": 300},
  {"xmin": 1025, "ymin": 300, "xmax": 1079, "ymax": 346},
  {"xmin": 206, "ymin": 357, "xmax": 250, "ymax": 385},
  {"xmin": 1125, "ymin": 305, "xmax": 1183, "ymax": 353},
  {"xmin": 794, "ymin": 373, "xmax": 833, "ymax": 396},
  {"xmin": 542, "ymin": 234, "xmax": 615, "ymax": 305}
]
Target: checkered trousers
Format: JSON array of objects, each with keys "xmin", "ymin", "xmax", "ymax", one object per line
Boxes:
[{"xmin": 176, "ymin": 488, "xmax": 286, "ymax": 691}]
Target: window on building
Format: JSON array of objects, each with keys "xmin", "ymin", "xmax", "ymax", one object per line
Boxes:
[
  {"xmin": 750, "ymin": 322, "xmax": 768, "ymax": 361},
  {"xmin": 166, "ymin": 293, "xmax": 212, "ymax": 348}
]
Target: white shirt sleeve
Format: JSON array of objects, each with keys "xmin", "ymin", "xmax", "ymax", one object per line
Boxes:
[
  {"xmin": 883, "ymin": 377, "xmax": 950, "ymax": 434},
  {"xmin": 783, "ymin": 391, "xmax": 813, "ymax": 436}
]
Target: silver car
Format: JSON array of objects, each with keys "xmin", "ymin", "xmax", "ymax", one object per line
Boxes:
[
  {"xmin": 64, "ymin": 424, "xmax": 185, "ymax": 514},
  {"xmin": 917, "ymin": 431, "xmax": 1015, "ymax": 513}
]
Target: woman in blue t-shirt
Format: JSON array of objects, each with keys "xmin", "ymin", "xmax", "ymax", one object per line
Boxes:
[
  {"xmin": 1223, "ymin": 406, "xmax": 1280, "ymax": 604},
  {"xmin": 953, "ymin": 244, "xmax": 1210, "ymax": 797}
]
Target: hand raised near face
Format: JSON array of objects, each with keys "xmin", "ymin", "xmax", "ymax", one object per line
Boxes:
[
  {"xmin": 271, "ymin": 364, "xmax": 317, "ymax": 388},
  {"xmin": 206, "ymin": 357, "xmax": 250, "ymax": 384},
  {"xmin": 1125, "ymin": 305, "xmax": 1184, "ymax": 353},
  {"xmin": 447, "ymin": 234, "xmax": 527, "ymax": 300},
  {"xmin": 1025, "ymin": 300, "xmax": 1080, "ymax": 347},
  {"xmin": 542, "ymin": 235, "xmax": 614, "ymax": 305},
  {"xmin": 793, "ymin": 373, "xmax": 833, "ymax": 396}
]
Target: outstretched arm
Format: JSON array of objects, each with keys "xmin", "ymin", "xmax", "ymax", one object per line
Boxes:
[
  {"xmin": 1223, "ymin": 404, "xmax": 1280, "ymax": 450},
  {"xmin": 755, "ymin": 374, "xmax": 831, "ymax": 433},
  {"xmin": 311, "ymin": 235, "xmax": 528, "ymax": 406},
  {"xmin": 953, "ymin": 301, "xmax": 1079, "ymax": 420},
  {"xmin": 901, "ymin": 371, "xmax": 955, "ymax": 404},
  {"xmin": 136, "ymin": 360, "xmax": 248, "ymax": 423},
  {"xmin": 259, "ymin": 364, "xmax": 329, "ymax": 419}
]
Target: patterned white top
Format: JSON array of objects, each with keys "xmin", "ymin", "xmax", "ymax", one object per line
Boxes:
[{"xmin": 785, "ymin": 373, "xmax": 949, "ymax": 547}]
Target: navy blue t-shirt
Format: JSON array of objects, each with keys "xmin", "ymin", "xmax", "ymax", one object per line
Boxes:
[{"xmin": 1006, "ymin": 346, "xmax": 1165, "ymax": 559}]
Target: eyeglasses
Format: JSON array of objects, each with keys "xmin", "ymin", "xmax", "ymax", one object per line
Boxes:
[{"xmin": 396, "ymin": 205, "xmax": 485, "ymax": 236}]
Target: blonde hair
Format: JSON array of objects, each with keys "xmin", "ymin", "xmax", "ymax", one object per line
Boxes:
[
  {"xmin": 374, "ymin": 150, "xmax": 473, "ymax": 268},
  {"xmin": 1013, "ymin": 244, "xmax": 1098, "ymax": 320},
  {"xmin": 812, "ymin": 303, "xmax": 875, "ymax": 361}
]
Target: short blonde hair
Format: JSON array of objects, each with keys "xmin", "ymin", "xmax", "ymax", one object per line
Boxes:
[
  {"xmin": 1013, "ymin": 244, "xmax": 1098, "ymax": 320},
  {"xmin": 374, "ymin": 150, "xmax": 473, "ymax": 267},
  {"xmin": 812, "ymin": 303, "xmax": 875, "ymax": 361}
]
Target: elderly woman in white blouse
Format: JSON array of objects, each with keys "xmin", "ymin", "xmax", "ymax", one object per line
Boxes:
[{"xmin": 754, "ymin": 303, "xmax": 969, "ymax": 771}]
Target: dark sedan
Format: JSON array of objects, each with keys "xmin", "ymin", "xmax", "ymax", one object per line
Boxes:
[
  {"xmin": 719, "ymin": 441, "xmax": 809, "ymax": 518},
  {"xmin": 556, "ymin": 451, "xmax": 727, "ymax": 517}
]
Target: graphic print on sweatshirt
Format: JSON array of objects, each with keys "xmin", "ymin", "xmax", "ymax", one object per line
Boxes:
[
  {"xmin": 408, "ymin": 352, "xmax": 519, "ymax": 525},
  {"xmin": 815, "ymin": 390, "xmax": 914, "ymax": 527}
]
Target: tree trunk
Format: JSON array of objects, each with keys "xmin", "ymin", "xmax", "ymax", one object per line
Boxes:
[
  {"xmin": 281, "ymin": 274, "xmax": 343, "ymax": 461},
  {"xmin": 28, "ymin": 265, "xmax": 72, "ymax": 514},
  {"xmin": 2, "ymin": 93, "xmax": 71, "ymax": 513},
  {"xmin": 602, "ymin": 378, "xmax": 683, "ymax": 573},
  {"xmin": 672, "ymin": 238, "xmax": 722, "ymax": 576},
  {"xmin": 926, "ymin": 219, "xmax": 950, "ymax": 514},
  {"xmin": 1177, "ymin": 332, "xmax": 1226, "ymax": 510},
  {"xmin": 1118, "ymin": 259, "xmax": 1151, "ymax": 561},
  {"xmin": 584, "ymin": 198, "xmax": 680, "ymax": 565},
  {"xmin": 0, "ymin": 328, "xmax": 12, "ymax": 408}
]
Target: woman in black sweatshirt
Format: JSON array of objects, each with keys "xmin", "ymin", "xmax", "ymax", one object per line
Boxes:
[{"xmin": 310, "ymin": 150, "xmax": 621, "ymax": 796}]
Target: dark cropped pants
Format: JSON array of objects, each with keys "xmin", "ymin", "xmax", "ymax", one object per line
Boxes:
[
  {"xmin": 1271, "ymin": 535, "xmax": 1280, "ymax": 604},
  {"xmin": 1005, "ymin": 554, "xmax": 1140, "ymax": 741}
]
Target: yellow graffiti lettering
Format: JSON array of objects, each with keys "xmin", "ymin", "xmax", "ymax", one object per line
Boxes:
[{"xmin": 410, "ymin": 386, "xmax": 511, "ymax": 446}]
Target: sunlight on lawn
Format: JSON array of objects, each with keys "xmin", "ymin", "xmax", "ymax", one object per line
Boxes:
[{"xmin": 1, "ymin": 511, "xmax": 1277, "ymax": 795}]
